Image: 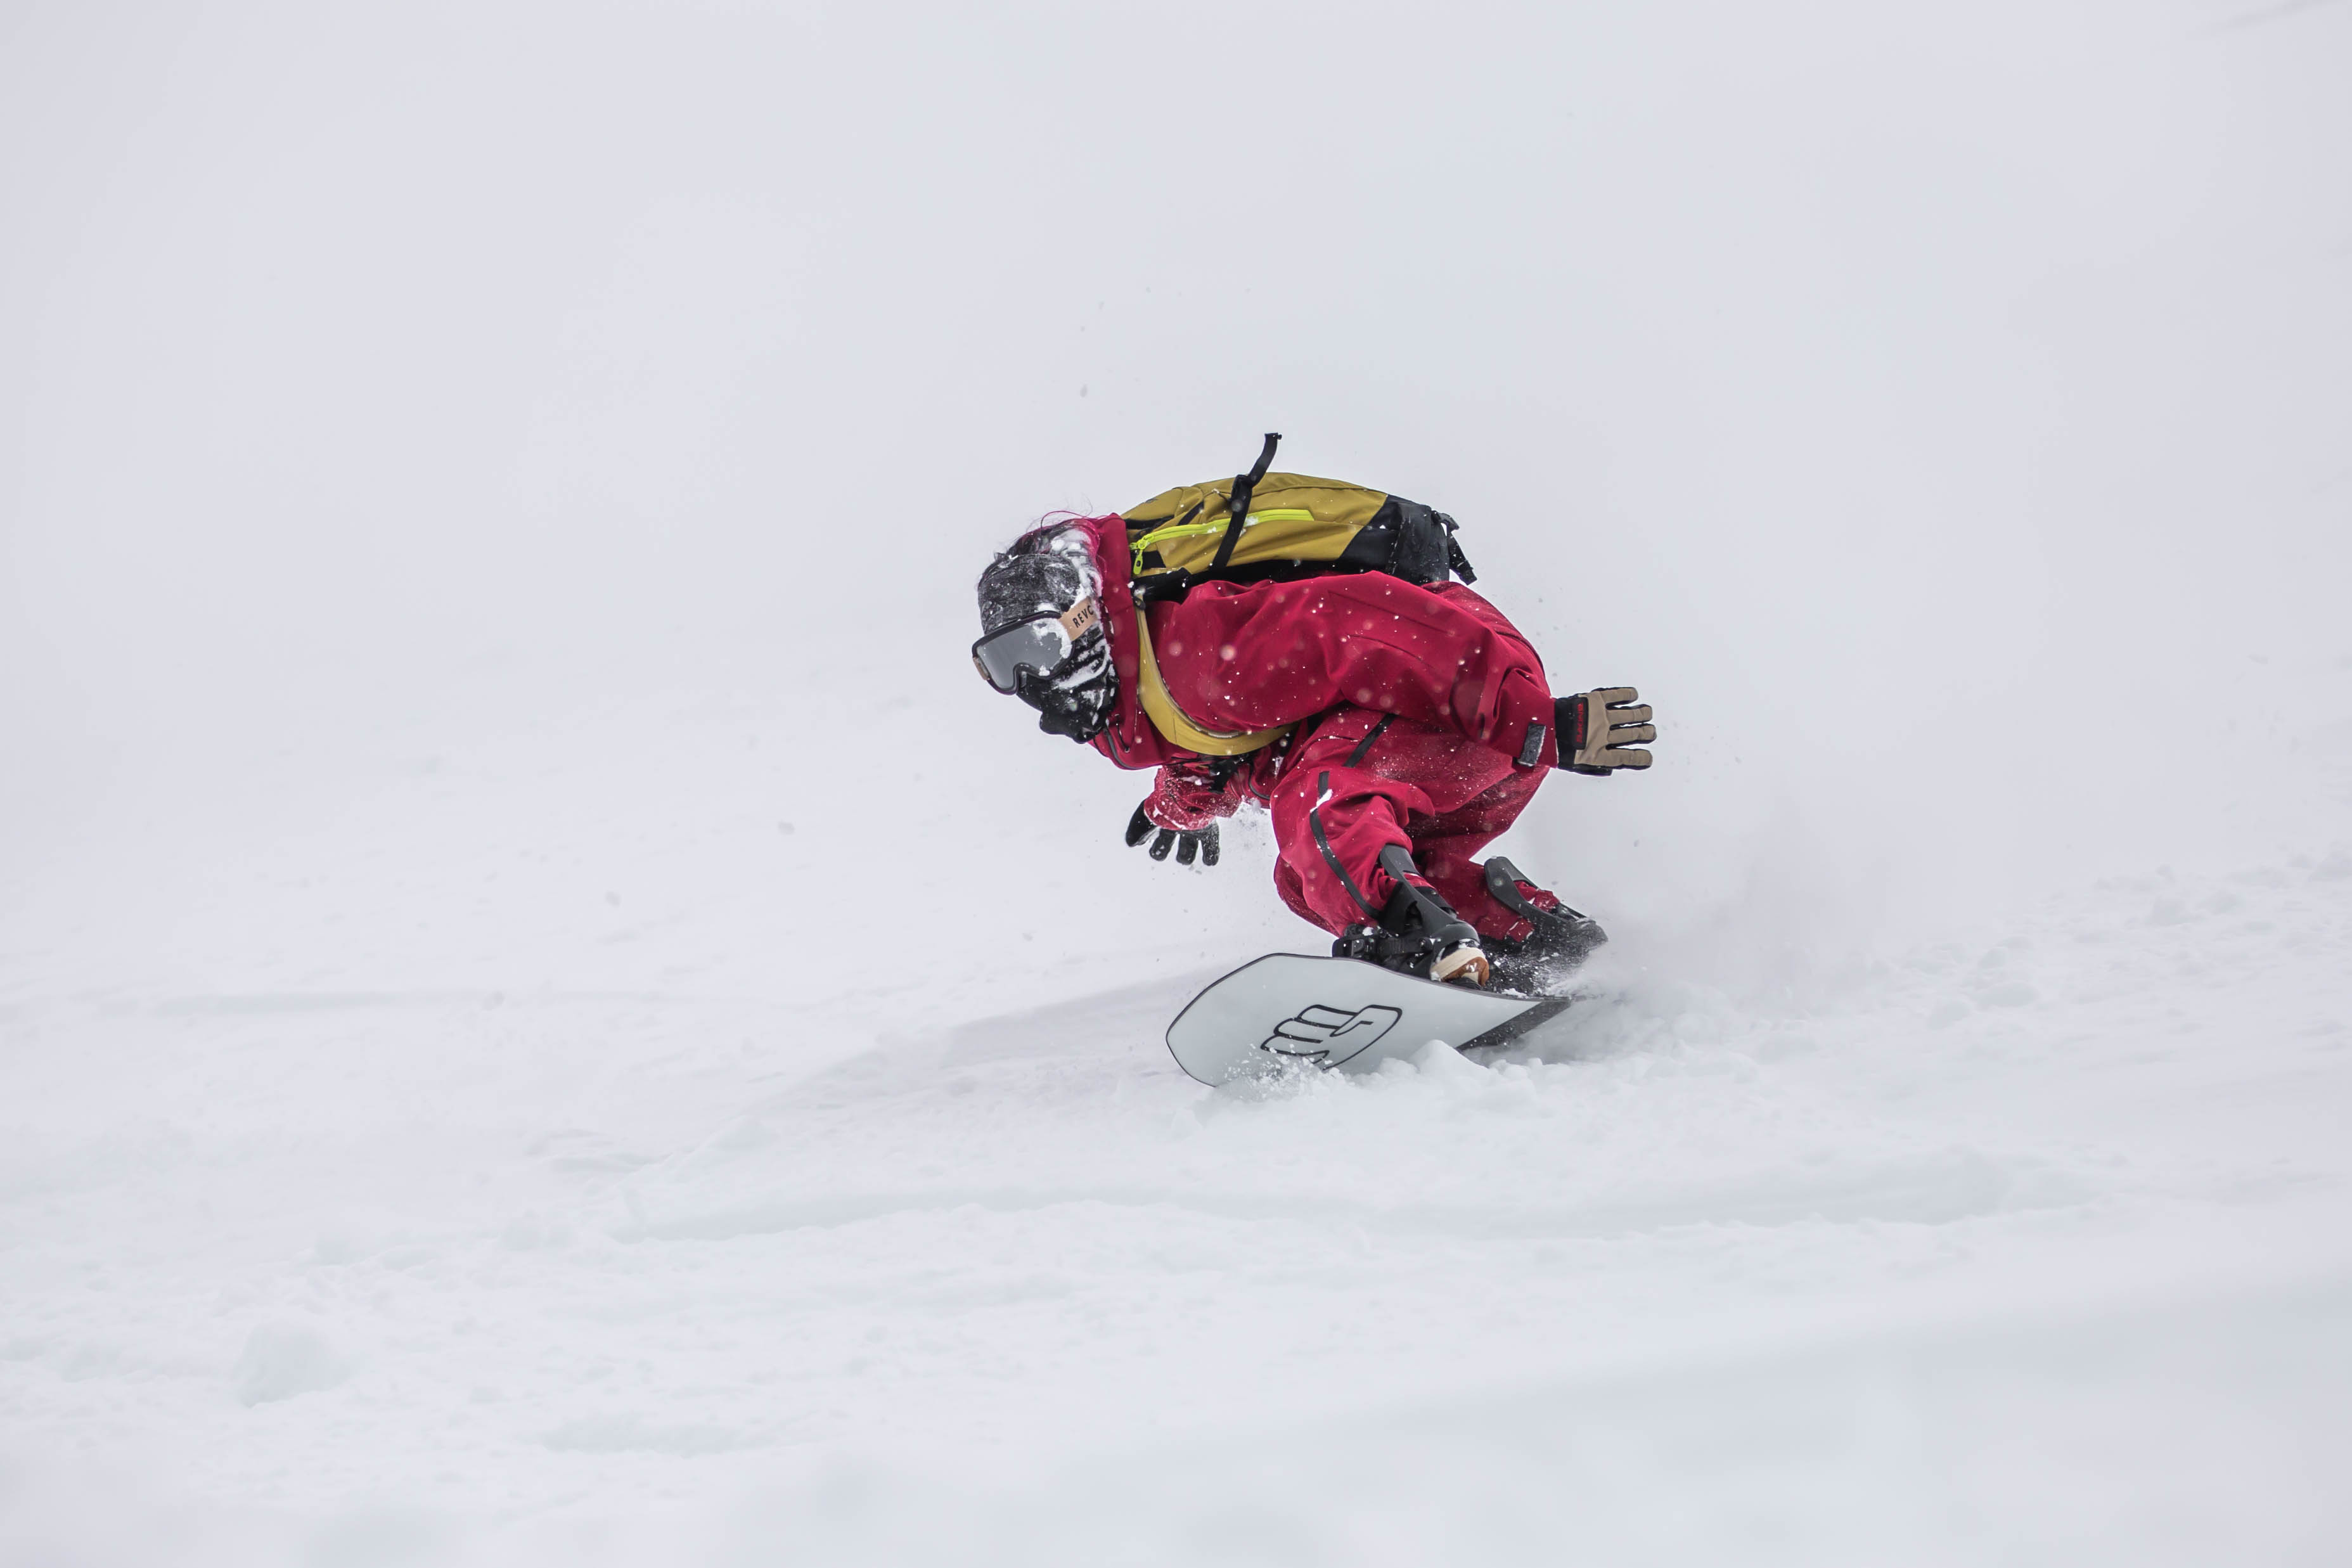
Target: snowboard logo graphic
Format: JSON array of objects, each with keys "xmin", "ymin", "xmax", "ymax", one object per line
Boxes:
[{"xmin": 1261, "ymin": 1003, "xmax": 1404, "ymax": 1063}]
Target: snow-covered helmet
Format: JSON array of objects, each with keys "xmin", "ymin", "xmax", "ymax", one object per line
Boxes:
[{"xmin": 974, "ymin": 522, "xmax": 1117, "ymax": 744}]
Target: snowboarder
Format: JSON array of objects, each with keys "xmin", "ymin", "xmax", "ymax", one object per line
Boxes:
[{"xmin": 972, "ymin": 437, "xmax": 1655, "ymax": 993}]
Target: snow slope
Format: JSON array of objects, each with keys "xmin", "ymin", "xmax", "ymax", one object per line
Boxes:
[{"xmin": 2, "ymin": 688, "xmax": 2349, "ymax": 1565}]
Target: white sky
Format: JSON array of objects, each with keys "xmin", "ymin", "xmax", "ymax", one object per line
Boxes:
[{"xmin": 3, "ymin": 0, "xmax": 2347, "ymax": 948}]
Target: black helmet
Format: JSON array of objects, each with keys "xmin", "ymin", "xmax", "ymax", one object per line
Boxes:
[{"xmin": 974, "ymin": 524, "xmax": 1117, "ymax": 744}]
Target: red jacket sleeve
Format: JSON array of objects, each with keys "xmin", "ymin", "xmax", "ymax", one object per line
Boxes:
[{"xmin": 1147, "ymin": 576, "xmax": 1558, "ymax": 767}]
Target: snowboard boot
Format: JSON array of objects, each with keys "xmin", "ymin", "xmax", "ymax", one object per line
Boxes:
[
  {"xmin": 1332, "ymin": 845, "xmax": 1491, "ymax": 987},
  {"xmin": 1479, "ymin": 856, "xmax": 1607, "ymax": 996}
]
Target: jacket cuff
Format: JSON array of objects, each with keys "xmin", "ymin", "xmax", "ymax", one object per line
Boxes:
[
  {"xmin": 1494, "ymin": 670, "xmax": 1558, "ymax": 769},
  {"xmin": 1146, "ymin": 766, "xmax": 1240, "ymax": 831}
]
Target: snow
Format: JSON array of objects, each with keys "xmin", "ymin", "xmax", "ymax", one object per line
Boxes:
[
  {"xmin": 3, "ymin": 693, "xmax": 2348, "ymax": 1564},
  {"xmin": 4, "ymin": 0, "xmax": 2350, "ymax": 1562}
]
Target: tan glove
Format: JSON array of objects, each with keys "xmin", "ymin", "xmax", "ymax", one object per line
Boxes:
[{"xmin": 1558, "ymin": 687, "xmax": 1655, "ymax": 776}]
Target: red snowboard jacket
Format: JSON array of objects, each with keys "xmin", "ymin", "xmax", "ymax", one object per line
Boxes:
[{"xmin": 1069, "ymin": 513, "xmax": 1558, "ymax": 825}]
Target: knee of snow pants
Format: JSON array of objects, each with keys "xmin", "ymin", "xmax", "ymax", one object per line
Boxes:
[{"xmin": 1268, "ymin": 709, "xmax": 1548, "ymax": 938}]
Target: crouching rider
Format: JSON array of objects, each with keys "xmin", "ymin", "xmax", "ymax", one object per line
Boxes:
[{"xmin": 970, "ymin": 435, "xmax": 1656, "ymax": 993}]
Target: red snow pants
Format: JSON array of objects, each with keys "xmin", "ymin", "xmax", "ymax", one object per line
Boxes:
[{"xmin": 1268, "ymin": 705, "xmax": 1545, "ymax": 942}]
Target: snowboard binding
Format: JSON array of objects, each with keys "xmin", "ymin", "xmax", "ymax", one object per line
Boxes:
[
  {"xmin": 1479, "ymin": 856, "xmax": 1607, "ymax": 996},
  {"xmin": 1331, "ymin": 845, "xmax": 1491, "ymax": 987}
]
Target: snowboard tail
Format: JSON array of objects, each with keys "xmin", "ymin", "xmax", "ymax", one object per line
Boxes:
[{"xmin": 1165, "ymin": 954, "xmax": 1576, "ymax": 1086}]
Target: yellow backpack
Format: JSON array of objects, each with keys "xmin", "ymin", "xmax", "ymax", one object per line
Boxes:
[
  {"xmin": 1118, "ymin": 435, "xmax": 1479, "ymax": 756},
  {"xmin": 1121, "ymin": 434, "xmax": 1475, "ymax": 606}
]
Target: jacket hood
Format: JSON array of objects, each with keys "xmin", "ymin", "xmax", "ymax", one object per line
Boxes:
[{"xmin": 1069, "ymin": 513, "xmax": 1186, "ymax": 771}]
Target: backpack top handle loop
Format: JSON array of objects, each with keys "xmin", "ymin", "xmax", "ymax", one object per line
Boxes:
[{"xmin": 1209, "ymin": 432, "xmax": 1282, "ymax": 572}]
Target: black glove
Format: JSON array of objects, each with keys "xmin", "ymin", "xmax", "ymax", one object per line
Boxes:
[
  {"xmin": 1558, "ymin": 687, "xmax": 1656, "ymax": 776},
  {"xmin": 1124, "ymin": 802, "xmax": 1220, "ymax": 867}
]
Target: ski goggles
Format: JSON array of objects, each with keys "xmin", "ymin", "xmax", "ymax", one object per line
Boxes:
[{"xmin": 970, "ymin": 596, "xmax": 1100, "ymax": 693}]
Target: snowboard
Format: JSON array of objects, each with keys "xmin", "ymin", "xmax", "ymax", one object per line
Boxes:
[{"xmin": 1165, "ymin": 953, "xmax": 1576, "ymax": 1086}]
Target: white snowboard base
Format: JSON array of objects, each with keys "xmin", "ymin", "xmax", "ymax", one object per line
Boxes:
[{"xmin": 1165, "ymin": 954, "xmax": 1576, "ymax": 1086}]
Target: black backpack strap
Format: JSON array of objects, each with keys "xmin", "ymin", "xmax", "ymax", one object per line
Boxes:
[
  {"xmin": 1132, "ymin": 569, "xmax": 1193, "ymax": 607},
  {"xmin": 1437, "ymin": 512, "xmax": 1477, "ymax": 584},
  {"xmin": 1210, "ymin": 432, "xmax": 1282, "ymax": 571}
]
